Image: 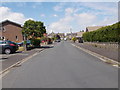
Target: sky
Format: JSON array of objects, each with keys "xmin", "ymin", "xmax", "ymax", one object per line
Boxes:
[{"xmin": 0, "ymin": 2, "xmax": 119, "ymax": 33}]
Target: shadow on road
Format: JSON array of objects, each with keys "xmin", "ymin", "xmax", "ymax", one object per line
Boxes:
[
  {"xmin": 26, "ymin": 45, "xmax": 54, "ymax": 51},
  {"xmin": 40, "ymin": 46, "xmax": 54, "ymax": 48},
  {"xmin": 12, "ymin": 51, "xmax": 23, "ymax": 54},
  {"xmin": 0, "ymin": 57, "xmax": 8, "ymax": 60}
]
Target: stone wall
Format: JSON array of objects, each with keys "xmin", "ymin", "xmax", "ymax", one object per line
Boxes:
[{"xmin": 84, "ymin": 42, "xmax": 118, "ymax": 50}]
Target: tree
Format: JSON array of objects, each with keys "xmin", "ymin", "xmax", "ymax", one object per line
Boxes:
[
  {"xmin": 52, "ymin": 34, "xmax": 61, "ymax": 41},
  {"xmin": 72, "ymin": 37, "xmax": 77, "ymax": 43},
  {"xmin": 55, "ymin": 34, "xmax": 61, "ymax": 40},
  {"xmin": 22, "ymin": 20, "xmax": 46, "ymax": 50},
  {"xmin": 22, "ymin": 20, "xmax": 46, "ymax": 39}
]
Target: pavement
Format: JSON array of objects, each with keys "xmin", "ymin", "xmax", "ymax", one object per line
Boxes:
[
  {"xmin": 73, "ymin": 42, "xmax": 118, "ymax": 62},
  {"xmin": 2, "ymin": 41, "xmax": 118, "ymax": 88},
  {"xmin": 0, "ymin": 43, "xmax": 54, "ymax": 73},
  {"xmin": 0, "ymin": 49, "xmax": 43, "ymax": 72}
]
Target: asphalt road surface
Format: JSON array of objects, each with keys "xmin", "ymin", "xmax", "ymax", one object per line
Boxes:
[{"xmin": 2, "ymin": 41, "xmax": 118, "ymax": 88}]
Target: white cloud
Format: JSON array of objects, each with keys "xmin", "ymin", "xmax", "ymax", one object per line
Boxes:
[
  {"xmin": 53, "ymin": 3, "xmax": 66, "ymax": 11},
  {"xmin": 49, "ymin": 2, "xmax": 118, "ymax": 33},
  {"xmin": 65, "ymin": 8, "xmax": 73, "ymax": 13},
  {"xmin": 97, "ymin": 17, "xmax": 118, "ymax": 26},
  {"xmin": 49, "ymin": 16, "xmax": 74, "ymax": 33},
  {"xmin": 74, "ymin": 13, "xmax": 97, "ymax": 28},
  {"xmin": 79, "ymin": 2, "xmax": 118, "ymax": 16},
  {"xmin": 65, "ymin": 8, "xmax": 74, "ymax": 16},
  {"xmin": 32, "ymin": 2, "xmax": 42, "ymax": 8},
  {"xmin": 2, "ymin": 0, "xmax": 120, "ymax": 2},
  {"xmin": 40, "ymin": 14, "xmax": 45, "ymax": 17},
  {"xmin": 0, "ymin": 6, "xmax": 31, "ymax": 24},
  {"xmin": 54, "ymin": 5, "xmax": 62, "ymax": 11},
  {"xmin": 53, "ymin": 14, "xmax": 58, "ymax": 17},
  {"xmin": 16, "ymin": 2, "xmax": 26, "ymax": 7},
  {"xmin": 49, "ymin": 7, "xmax": 97, "ymax": 33}
]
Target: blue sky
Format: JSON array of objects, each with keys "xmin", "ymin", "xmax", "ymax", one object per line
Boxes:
[{"xmin": 0, "ymin": 2, "xmax": 118, "ymax": 33}]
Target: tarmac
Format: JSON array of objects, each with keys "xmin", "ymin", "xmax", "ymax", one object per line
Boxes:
[{"xmin": 74, "ymin": 42, "xmax": 118, "ymax": 62}]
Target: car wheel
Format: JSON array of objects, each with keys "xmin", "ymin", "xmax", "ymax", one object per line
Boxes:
[{"xmin": 4, "ymin": 48, "xmax": 11, "ymax": 54}]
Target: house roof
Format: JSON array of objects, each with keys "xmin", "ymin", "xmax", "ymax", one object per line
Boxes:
[
  {"xmin": 76, "ymin": 32, "xmax": 85, "ymax": 37},
  {"xmin": 0, "ymin": 20, "xmax": 22, "ymax": 28},
  {"xmin": 86, "ymin": 26, "xmax": 103, "ymax": 32}
]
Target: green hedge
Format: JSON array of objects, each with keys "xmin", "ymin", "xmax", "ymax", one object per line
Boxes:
[
  {"xmin": 83, "ymin": 22, "xmax": 120, "ymax": 42},
  {"xmin": 31, "ymin": 38, "xmax": 41, "ymax": 46}
]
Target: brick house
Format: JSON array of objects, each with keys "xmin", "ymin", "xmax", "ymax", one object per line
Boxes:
[{"xmin": 0, "ymin": 20, "xmax": 23, "ymax": 43}]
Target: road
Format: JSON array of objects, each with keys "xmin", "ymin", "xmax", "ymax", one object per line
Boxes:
[{"xmin": 2, "ymin": 41, "xmax": 118, "ymax": 88}]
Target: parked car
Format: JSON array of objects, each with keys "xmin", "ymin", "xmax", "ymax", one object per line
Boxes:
[
  {"xmin": 17, "ymin": 40, "xmax": 31, "ymax": 47},
  {"xmin": 17, "ymin": 42, "xmax": 23, "ymax": 47},
  {"xmin": 55, "ymin": 39, "xmax": 61, "ymax": 42},
  {"xmin": 0, "ymin": 40, "xmax": 18, "ymax": 54},
  {"xmin": 78, "ymin": 37, "xmax": 83, "ymax": 43},
  {"xmin": 76, "ymin": 37, "xmax": 83, "ymax": 43}
]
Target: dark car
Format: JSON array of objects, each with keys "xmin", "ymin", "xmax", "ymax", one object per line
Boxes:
[
  {"xmin": 0, "ymin": 40, "xmax": 18, "ymax": 54},
  {"xmin": 55, "ymin": 39, "xmax": 61, "ymax": 42},
  {"xmin": 76, "ymin": 37, "xmax": 83, "ymax": 43},
  {"xmin": 17, "ymin": 40, "xmax": 31, "ymax": 47},
  {"xmin": 17, "ymin": 42, "xmax": 23, "ymax": 47}
]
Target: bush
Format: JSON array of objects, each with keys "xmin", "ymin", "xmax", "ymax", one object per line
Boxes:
[
  {"xmin": 83, "ymin": 22, "xmax": 120, "ymax": 42},
  {"xmin": 72, "ymin": 37, "xmax": 77, "ymax": 42},
  {"xmin": 47, "ymin": 38, "xmax": 52, "ymax": 44},
  {"xmin": 40, "ymin": 37, "xmax": 47, "ymax": 42},
  {"xmin": 31, "ymin": 38, "xmax": 41, "ymax": 47}
]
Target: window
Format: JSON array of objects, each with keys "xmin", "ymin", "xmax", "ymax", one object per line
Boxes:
[
  {"xmin": 2, "ymin": 37, "xmax": 5, "ymax": 40},
  {"xmin": 0, "ymin": 27, "xmax": 6, "ymax": 32},
  {"xmin": 16, "ymin": 36, "xmax": 18, "ymax": 41},
  {"xmin": 0, "ymin": 37, "xmax": 6, "ymax": 40},
  {"xmin": 3, "ymin": 27, "xmax": 6, "ymax": 32}
]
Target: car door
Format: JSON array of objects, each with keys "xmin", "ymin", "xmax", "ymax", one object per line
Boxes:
[
  {"xmin": 0, "ymin": 42, "xmax": 2, "ymax": 53},
  {"xmin": 0, "ymin": 41, "xmax": 5, "ymax": 53}
]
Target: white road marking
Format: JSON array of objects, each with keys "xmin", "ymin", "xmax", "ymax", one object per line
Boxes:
[
  {"xmin": 17, "ymin": 54, "xmax": 29, "ymax": 56},
  {"xmin": 72, "ymin": 44, "xmax": 120, "ymax": 68},
  {"xmin": 0, "ymin": 49, "xmax": 44, "ymax": 78},
  {"xmin": 0, "ymin": 70, "xmax": 10, "ymax": 79}
]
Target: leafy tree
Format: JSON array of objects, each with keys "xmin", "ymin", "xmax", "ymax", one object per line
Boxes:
[
  {"xmin": 22, "ymin": 20, "xmax": 46, "ymax": 39},
  {"xmin": 52, "ymin": 34, "xmax": 61, "ymax": 41},
  {"xmin": 72, "ymin": 37, "xmax": 77, "ymax": 43},
  {"xmin": 56, "ymin": 34, "xmax": 61, "ymax": 40}
]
